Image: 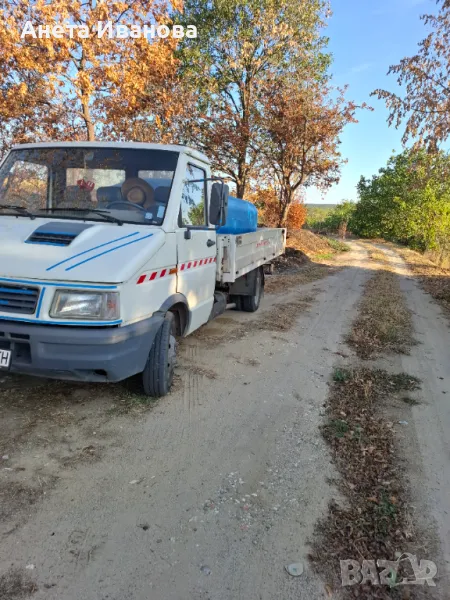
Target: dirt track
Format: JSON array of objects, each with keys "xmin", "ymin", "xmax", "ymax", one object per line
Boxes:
[{"xmin": 0, "ymin": 241, "xmax": 448, "ymax": 599}]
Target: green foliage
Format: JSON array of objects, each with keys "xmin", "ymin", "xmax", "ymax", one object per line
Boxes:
[
  {"xmin": 188, "ymin": 201, "xmax": 205, "ymax": 226},
  {"xmin": 323, "ymin": 200, "xmax": 356, "ymax": 232},
  {"xmin": 352, "ymin": 149, "xmax": 450, "ymax": 256},
  {"xmin": 306, "ymin": 205, "xmax": 333, "ymax": 228},
  {"xmin": 175, "ymin": 0, "xmax": 332, "ymax": 198},
  {"xmin": 308, "ymin": 200, "xmax": 356, "ymax": 234},
  {"xmin": 333, "ymin": 367, "xmax": 350, "ymax": 382},
  {"xmin": 327, "ymin": 238, "xmax": 350, "ymax": 252},
  {"xmin": 329, "ymin": 419, "xmax": 349, "ymax": 438}
]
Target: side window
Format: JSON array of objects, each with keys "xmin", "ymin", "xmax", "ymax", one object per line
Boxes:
[{"xmin": 181, "ymin": 164, "xmax": 206, "ymax": 226}]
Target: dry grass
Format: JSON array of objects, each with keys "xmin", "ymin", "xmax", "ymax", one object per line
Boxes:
[
  {"xmin": 254, "ymin": 295, "xmax": 315, "ymax": 332},
  {"xmin": 310, "ymin": 368, "xmax": 424, "ymax": 599},
  {"xmin": 347, "ymin": 258, "xmax": 416, "ymax": 359},
  {"xmin": 182, "ymin": 364, "xmax": 218, "ymax": 379},
  {"xmin": 191, "ymin": 294, "xmax": 315, "ymax": 347},
  {"xmin": 0, "ymin": 568, "xmax": 37, "ymax": 600},
  {"xmin": 287, "ymin": 229, "xmax": 346, "ymax": 256},
  {"xmin": 267, "ymin": 229, "xmax": 348, "ymax": 293},
  {"xmin": 266, "ymin": 263, "xmax": 337, "ymax": 293},
  {"xmin": 310, "ymin": 244, "xmax": 437, "ymax": 597},
  {"xmin": 390, "ymin": 243, "xmax": 450, "ymax": 319},
  {"xmin": 0, "ymin": 479, "xmax": 56, "ymax": 522}
]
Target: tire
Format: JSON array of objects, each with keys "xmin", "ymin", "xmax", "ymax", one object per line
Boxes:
[
  {"xmin": 142, "ymin": 312, "xmax": 177, "ymax": 397},
  {"xmin": 230, "ymin": 295, "xmax": 242, "ymax": 311},
  {"xmin": 241, "ymin": 267, "xmax": 264, "ymax": 312}
]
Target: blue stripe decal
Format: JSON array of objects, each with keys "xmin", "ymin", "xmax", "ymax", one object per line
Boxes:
[
  {"xmin": 0, "ymin": 286, "xmax": 36, "ymax": 295},
  {"xmin": 35, "ymin": 288, "xmax": 46, "ymax": 318},
  {"xmin": 46, "ymin": 232, "xmax": 140, "ymax": 271},
  {"xmin": 0, "ymin": 277, "xmax": 117, "ymax": 290},
  {"xmin": 65, "ymin": 234, "xmax": 154, "ymax": 271},
  {"xmin": 0, "ymin": 300, "xmax": 9, "ymax": 305},
  {"xmin": 0, "ymin": 315, "xmax": 122, "ymax": 326}
]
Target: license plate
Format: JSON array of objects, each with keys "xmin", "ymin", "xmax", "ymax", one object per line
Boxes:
[{"xmin": 0, "ymin": 349, "xmax": 11, "ymax": 369}]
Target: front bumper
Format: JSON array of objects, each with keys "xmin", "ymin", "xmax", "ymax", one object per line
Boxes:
[{"xmin": 0, "ymin": 315, "xmax": 164, "ymax": 382}]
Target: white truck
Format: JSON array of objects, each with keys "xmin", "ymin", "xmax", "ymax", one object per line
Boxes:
[{"xmin": 0, "ymin": 142, "xmax": 285, "ymax": 395}]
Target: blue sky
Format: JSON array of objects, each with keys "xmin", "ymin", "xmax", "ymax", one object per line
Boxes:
[{"xmin": 307, "ymin": 0, "xmax": 435, "ymax": 204}]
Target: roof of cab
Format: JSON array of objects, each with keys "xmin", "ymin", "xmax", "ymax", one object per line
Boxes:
[{"xmin": 11, "ymin": 141, "xmax": 211, "ymax": 165}]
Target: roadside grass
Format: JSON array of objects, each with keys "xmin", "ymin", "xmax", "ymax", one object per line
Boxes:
[
  {"xmin": 332, "ymin": 367, "xmax": 350, "ymax": 382},
  {"xmin": 266, "ymin": 262, "xmax": 337, "ymax": 293},
  {"xmin": 389, "ymin": 243, "xmax": 450, "ymax": 320},
  {"xmin": 401, "ymin": 395, "xmax": 421, "ymax": 406},
  {"xmin": 369, "ymin": 249, "xmax": 389, "ymax": 263},
  {"xmin": 314, "ymin": 251, "xmax": 334, "ymax": 261},
  {"xmin": 192, "ymin": 294, "xmax": 315, "ymax": 346},
  {"xmin": 0, "ymin": 568, "xmax": 37, "ymax": 600},
  {"xmin": 327, "ymin": 238, "xmax": 351, "ymax": 252},
  {"xmin": 310, "ymin": 368, "xmax": 422, "ymax": 598},
  {"xmin": 346, "ymin": 258, "xmax": 416, "ymax": 359},
  {"xmin": 267, "ymin": 229, "xmax": 349, "ymax": 293},
  {"xmin": 107, "ymin": 379, "xmax": 160, "ymax": 415}
]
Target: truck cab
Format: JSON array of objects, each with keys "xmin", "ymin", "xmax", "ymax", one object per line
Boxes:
[{"xmin": 0, "ymin": 142, "xmax": 284, "ymax": 395}]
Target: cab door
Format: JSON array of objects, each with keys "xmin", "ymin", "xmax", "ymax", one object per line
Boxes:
[{"xmin": 176, "ymin": 163, "xmax": 217, "ymax": 334}]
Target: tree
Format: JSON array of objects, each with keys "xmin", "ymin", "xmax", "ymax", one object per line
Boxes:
[
  {"xmin": 177, "ymin": 0, "xmax": 331, "ymax": 198},
  {"xmin": 305, "ymin": 205, "xmax": 333, "ymax": 230},
  {"xmin": 0, "ymin": 0, "xmax": 181, "ymax": 152},
  {"xmin": 373, "ymin": 0, "xmax": 450, "ymax": 148},
  {"xmin": 255, "ymin": 79, "xmax": 364, "ymax": 226},
  {"xmin": 247, "ymin": 186, "xmax": 307, "ymax": 230},
  {"xmin": 322, "ymin": 200, "xmax": 355, "ymax": 237},
  {"xmin": 352, "ymin": 149, "xmax": 450, "ymax": 259}
]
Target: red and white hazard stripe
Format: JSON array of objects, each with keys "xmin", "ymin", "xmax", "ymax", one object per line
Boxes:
[
  {"xmin": 136, "ymin": 267, "xmax": 176, "ymax": 284},
  {"xmin": 136, "ymin": 256, "xmax": 216, "ymax": 284},
  {"xmin": 179, "ymin": 256, "xmax": 216, "ymax": 271}
]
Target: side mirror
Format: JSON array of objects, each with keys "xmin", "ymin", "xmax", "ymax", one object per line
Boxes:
[{"xmin": 210, "ymin": 182, "xmax": 229, "ymax": 226}]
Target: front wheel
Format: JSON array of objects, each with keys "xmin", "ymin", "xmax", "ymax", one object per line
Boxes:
[
  {"xmin": 142, "ymin": 312, "xmax": 177, "ymax": 397},
  {"xmin": 241, "ymin": 267, "xmax": 264, "ymax": 312}
]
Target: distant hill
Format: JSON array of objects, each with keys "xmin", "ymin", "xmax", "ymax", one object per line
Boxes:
[{"xmin": 305, "ymin": 203, "xmax": 337, "ymax": 209}]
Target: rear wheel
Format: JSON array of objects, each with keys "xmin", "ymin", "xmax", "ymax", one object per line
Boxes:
[
  {"xmin": 241, "ymin": 267, "xmax": 264, "ymax": 312},
  {"xmin": 142, "ymin": 312, "xmax": 177, "ymax": 397}
]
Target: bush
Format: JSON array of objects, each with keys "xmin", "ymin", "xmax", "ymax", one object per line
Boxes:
[{"xmin": 247, "ymin": 187, "xmax": 306, "ymax": 230}]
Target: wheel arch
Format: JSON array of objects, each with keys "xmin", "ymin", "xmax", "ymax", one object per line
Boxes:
[{"xmin": 157, "ymin": 293, "xmax": 191, "ymax": 336}]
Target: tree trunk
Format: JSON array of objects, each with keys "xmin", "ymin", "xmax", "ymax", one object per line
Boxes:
[
  {"xmin": 79, "ymin": 52, "xmax": 95, "ymax": 141},
  {"xmin": 81, "ymin": 95, "xmax": 95, "ymax": 141},
  {"xmin": 236, "ymin": 177, "xmax": 246, "ymax": 200},
  {"xmin": 235, "ymin": 77, "xmax": 251, "ymax": 200},
  {"xmin": 277, "ymin": 187, "xmax": 292, "ymax": 227}
]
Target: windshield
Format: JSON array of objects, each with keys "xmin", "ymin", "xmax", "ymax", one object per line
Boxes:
[{"xmin": 0, "ymin": 147, "xmax": 179, "ymax": 225}]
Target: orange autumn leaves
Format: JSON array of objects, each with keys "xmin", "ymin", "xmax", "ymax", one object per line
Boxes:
[
  {"xmin": 0, "ymin": 0, "xmax": 183, "ymax": 149},
  {"xmin": 0, "ymin": 0, "xmax": 366, "ymax": 227},
  {"xmin": 247, "ymin": 187, "xmax": 307, "ymax": 230}
]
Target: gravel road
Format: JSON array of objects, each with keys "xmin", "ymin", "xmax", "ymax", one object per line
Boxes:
[{"xmin": 0, "ymin": 241, "xmax": 448, "ymax": 599}]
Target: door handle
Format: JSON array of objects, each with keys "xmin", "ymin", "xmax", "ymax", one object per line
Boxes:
[{"xmin": 206, "ymin": 239, "xmax": 216, "ymax": 247}]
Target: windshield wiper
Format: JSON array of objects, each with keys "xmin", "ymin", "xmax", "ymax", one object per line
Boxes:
[
  {"xmin": 39, "ymin": 207, "xmax": 123, "ymax": 226},
  {"xmin": 0, "ymin": 204, "xmax": 36, "ymax": 220}
]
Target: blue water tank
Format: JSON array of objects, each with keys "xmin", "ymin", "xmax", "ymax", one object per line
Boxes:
[{"xmin": 217, "ymin": 196, "xmax": 258, "ymax": 234}]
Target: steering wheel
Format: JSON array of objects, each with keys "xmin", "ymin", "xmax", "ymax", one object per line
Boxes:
[{"xmin": 105, "ymin": 201, "xmax": 147, "ymax": 212}]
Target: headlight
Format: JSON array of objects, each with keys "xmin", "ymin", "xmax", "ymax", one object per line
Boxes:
[{"xmin": 50, "ymin": 291, "xmax": 120, "ymax": 321}]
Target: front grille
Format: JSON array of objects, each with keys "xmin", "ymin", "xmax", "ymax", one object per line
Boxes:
[{"xmin": 0, "ymin": 284, "xmax": 39, "ymax": 314}]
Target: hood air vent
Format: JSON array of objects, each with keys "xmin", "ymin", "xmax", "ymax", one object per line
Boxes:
[{"xmin": 26, "ymin": 222, "xmax": 93, "ymax": 246}]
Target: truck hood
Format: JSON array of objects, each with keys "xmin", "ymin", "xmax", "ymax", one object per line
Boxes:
[{"xmin": 0, "ymin": 218, "xmax": 165, "ymax": 283}]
